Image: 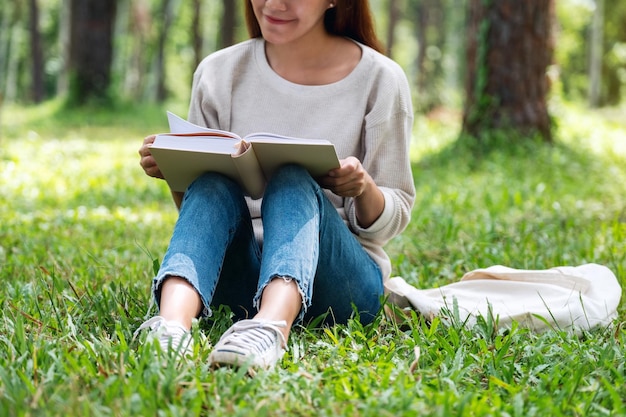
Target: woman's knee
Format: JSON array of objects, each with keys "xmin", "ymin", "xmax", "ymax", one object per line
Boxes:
[
  {"xmin": 188, "ymin": 172, "xmax": 235, "ymax": 195},
  {"xmin": 183, "ymin": 172, "xmax": 245, "ymax": 208},
  {"xmin": 269, "ymin": 164, "xmax": 315, "ymax": 188}
]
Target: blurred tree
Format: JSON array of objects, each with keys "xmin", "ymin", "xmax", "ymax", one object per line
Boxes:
[
  {"xmin": 554, "ymin": 2, "xmax": 594, "ymax": 102},
  {"xmin": 28, "ymin": 0, "xmax": 44, "ymax": 103},
  {"xmin": 68, "ymin": 0, "xmax": 117, "ymax": 104},
  {"xmin": 601, "ymin": 0, "xmax": 626, "ymax": 105},
  {"xmin": 57, "ymin": 0, "xmax": 70, "ymax": 97},
  {"xmin": 588, "ymin": 0, "xmax": 604, "ymax": 107},
  {"xmin": 219, "ymin": 0, "xmax": 238, "ymax": 48},
  {"xmin": 408, "ymin": 0, "xmax": 447, "ymax": 112},
  {"xmin": 554, "ymin": 0, "xmax": 625, "ymax": 106},
  {"xmin": 192, "ymin": 0, "xmax": 203, "ymax": 68},
  {"xmin": 442, "ymin": 0, "xmax": 466, "ymax": 106},
  {"xmin": 6, "ymin": 0, "xmax": 622, "ymax": 109},
  {"xmin": 1, "ymin": 0, "xmax": 24, "ymax": 103},
  {"xmin": 155, "ymin": 0, "xmax": 175, "ymax": 102},
  {"xmin": 463, "ymin": 0, "xmax": 554, "ymax": 142},
  {"xmin": 117, "ymin": 0, "xmax": 151, "ymax": 101},
  {"xmin": 386, "ymin": 0, "xmax": 400, "ymax": 56}
]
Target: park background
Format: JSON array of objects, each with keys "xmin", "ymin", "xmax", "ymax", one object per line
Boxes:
[{"xmin": 1, "ymin": 0, "xmax": 625, "ymax": 416}]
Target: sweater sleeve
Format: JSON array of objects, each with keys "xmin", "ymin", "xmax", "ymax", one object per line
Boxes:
[
  {"xmin": 345, "ymin": 66, "xmax": 415, "ymax": 245},
  {"xmin": 187, "ymin": 64, "xmax": 216, "ymax": 128}
]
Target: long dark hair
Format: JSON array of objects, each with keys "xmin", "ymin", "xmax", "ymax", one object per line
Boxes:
[{"xmin": 244, "ymin": 0, "xmax": 384, "ymax": 53}]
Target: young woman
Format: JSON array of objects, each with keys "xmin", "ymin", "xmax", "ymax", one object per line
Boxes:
[{"xmin": 137, "ymin": 0, "xmax": 415, "ymax": 370}]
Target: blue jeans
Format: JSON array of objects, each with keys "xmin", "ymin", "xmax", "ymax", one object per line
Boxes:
[{"xmin": 153, "ymin": 165, "xmax": 383, "ymax": 325}]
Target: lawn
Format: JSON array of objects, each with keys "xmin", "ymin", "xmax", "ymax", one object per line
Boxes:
[{"xmin": 0, "ymin": 99, "xmax": 624, "ymax": 416}]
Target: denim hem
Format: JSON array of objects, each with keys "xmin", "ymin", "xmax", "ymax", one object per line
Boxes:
[{"xmin": 253, "ymin": 274, "xmax": 310, "ymax": 324}]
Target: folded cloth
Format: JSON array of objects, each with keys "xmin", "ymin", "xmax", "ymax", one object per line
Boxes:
[{"xmin": 384, "ymin": 263, "xmax": 621, "ymax": 333}]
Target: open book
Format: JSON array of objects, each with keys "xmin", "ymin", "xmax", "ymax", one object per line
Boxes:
[{"xmin": 149, "ymin": 112, "xmax": 341, "ymax": 199}]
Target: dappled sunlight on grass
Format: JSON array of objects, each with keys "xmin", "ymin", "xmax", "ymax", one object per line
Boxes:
[
  {"xmin": 392, "ymin": 103, "xmax": 626, "ymax": 292},
  {"xmin": 553, "ymin": 101, "xmax": 626, "ymax": 158},
  {"xmin": 1, "ymin": 105, "xmax": 179, "ymax": 287},
  {"xmin": 2, "ymin": 135, "xmax": 174, "ymax": 218},
  {"xmin": 6, "ymin": 205, "xmax": 171, "ymax": 230},
  {"xmin": 1, "ymin": 102, "xmax": 625, "ymax": 416},
  {"xmin": 1, "ymin": 98, "xmax": 184, "ymax": 142},
  {"xmin": 411, "ymin": 112, "xmax": 462, "ymax": 161}
]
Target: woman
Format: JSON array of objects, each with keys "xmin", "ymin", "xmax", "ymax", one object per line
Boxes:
[{"xmin": 137, "ymin": 0, "xmax": 415, "ymax": 370}]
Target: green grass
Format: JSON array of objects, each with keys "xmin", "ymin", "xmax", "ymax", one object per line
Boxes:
[{"xmin": 0, "ymin": 99, "xmax": 625, "ymax": 416}]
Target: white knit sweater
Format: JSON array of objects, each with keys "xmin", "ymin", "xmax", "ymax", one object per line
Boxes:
[{"xmin": 187, "ymin": 38, "xmax": 415, "ymax": 279}]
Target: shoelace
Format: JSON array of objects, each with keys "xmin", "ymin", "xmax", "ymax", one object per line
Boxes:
[
  {"xmin": 217, "ymin": 320, "xmax": 287, "ymax": 354},
  {"xmin": 133, "ymin": 316, "xmax": 190, "ymax": 352},
  {"xmin": 133, "ymin": 316, "xmax": 166, "ymax": 337}
]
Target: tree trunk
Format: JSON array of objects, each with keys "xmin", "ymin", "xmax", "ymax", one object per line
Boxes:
[
  {"xmin": 0, "ymin": 1, "xmax": 15, "ymax": 102},
  {"xmin": 119, "ymin": 0, "xmax": 150, "ymax": 100},
  {"xmin": 443, "ymin": 0, "xmax": 465, "ymax": 103},
  {"xmin": 386, "ymin": 0, "xmax": 400, "ymax": 57},
  {"xmin": 462, "ymin": 0, "xmax": 554, "ymax": 142},
  {"xmin": 192, "ymin": 0, "xmax": 203, "ymax": 68},
  {"xmin": 4, "ymin": 13, "xmax": 22, "ymax": 103},
  {"xmin": 218, "ymin": 0, "xmax": 237, "ymax": 48},
  {"xmin": 56, "ymin": 0, "xmax": 70, "ymax": 97},
  {"xmin": 588, "ymin": 0, "xmax": 604, "ymax": 108},
  {"xmin": 410, "ymin": 0, "xmax": 446, "ymax": 112},
  {"xmin": 68, "ymin": 0, "xmax": 117, "ymax": 104},
  {"xmin": 29, "ymin": 0, "xmax": 44, "ymax": 103},
  {"xmin": 155, "ymin": 0, "xmax": 174, "ymax": 102},
  {"xmin": 413, "ymin": 0, "xmax": 427, "ymax": 95}
]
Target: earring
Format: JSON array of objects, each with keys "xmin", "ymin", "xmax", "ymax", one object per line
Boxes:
[{"xmin": 329, "ymin": 2, "xmax": 335, "ymax": 7}]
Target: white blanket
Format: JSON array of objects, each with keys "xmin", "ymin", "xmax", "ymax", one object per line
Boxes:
[{"xmin": 384, "ymin": 263, "xmax": 622, "ymax": 333}]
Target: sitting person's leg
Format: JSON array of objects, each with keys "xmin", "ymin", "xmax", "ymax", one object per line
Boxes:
[
  {"xmin": 138, "ymin": 172, "xmax": 259, "ymax": 353},
  {"xmin": 209, "ymin": 165, "xmax": 318, "ymax": 368},
  {"xmin": 259, "ymin": 164, "xmax": 382, "ymax": 327},
  {"xmin": 208, "ymin": 165, "xmax": 382, "ymax": 369}
]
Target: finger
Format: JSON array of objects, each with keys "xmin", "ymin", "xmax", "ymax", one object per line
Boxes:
[{"xmin": 142, "ymin": 160, "xmax": 164, "ymax": 179}]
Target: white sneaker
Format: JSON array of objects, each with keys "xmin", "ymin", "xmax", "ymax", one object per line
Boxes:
[
  {"xmin": 208, "ymin": 319, "xmax": 287, "ymax": 370},
  {"xmin": 134, "ymin": 316, "xmax": 192, "ymax": 358}
]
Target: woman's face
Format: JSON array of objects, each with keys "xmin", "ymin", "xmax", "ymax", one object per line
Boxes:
[{"xmin": 250, "ymin": 0, "xmax": 333, "ymax": 45}]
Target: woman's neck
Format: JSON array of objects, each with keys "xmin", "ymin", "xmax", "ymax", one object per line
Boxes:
[{"xmin": 264, "ymin": 35, "xmax": 362, "ymax": 86}]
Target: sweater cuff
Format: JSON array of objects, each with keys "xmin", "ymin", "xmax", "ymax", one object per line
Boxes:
[{"xmin": 352, "ymin": 190, "xmax": 395, "ymax": 235}]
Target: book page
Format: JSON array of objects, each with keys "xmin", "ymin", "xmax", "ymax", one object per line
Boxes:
[
  {"xmin": 152, "ymin": 134, "xmax": 240, "ymax": 154},
  {"xmin": 246, "ymin": 132, "xmax": 333, "ymax": 146},
  {"xmin": 166, "ymin": 111, "xmax": 242, "ymax": 140},
  {"xmin": 167, "ymin": 111, "xmax": 213, "ymax": 134}
]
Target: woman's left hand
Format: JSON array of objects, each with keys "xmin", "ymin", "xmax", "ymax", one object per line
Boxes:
[
  {"xmin": 319, "ymin": 157, "xmax": 370, "ymax": 197},
  {"xmin": 319, "ymin": 157, "xmax": 385, "ymax": 228}
]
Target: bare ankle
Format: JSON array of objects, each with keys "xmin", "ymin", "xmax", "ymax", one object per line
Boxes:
[{"xmin": 159, "ymin": 276, "xmax": 202, "ymax": 329}]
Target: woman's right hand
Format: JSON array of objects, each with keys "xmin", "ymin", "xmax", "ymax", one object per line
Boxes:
[{"xmin": 138, "ymin": 134, "xmax": 164, "ymax": 179}]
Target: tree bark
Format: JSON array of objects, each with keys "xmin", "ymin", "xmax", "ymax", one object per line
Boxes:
[
  {"xmin": 409, "ymin": 0, "xmax": 447, "ymax": 112},
  {"xmin": 68, "ymin": 0, "xmax": 117, "ymax": 104},
  {"xmin": 192, "ymin": 0, "xmax": 203, "ymax": 68},
  {"xmin": 4, "ymin": 12, "xmax": 22, "ymax": 103},
  {"xmin": 443, "ymin": 0, "xmax": 465, "ymax": 103},
  {"xmin": 56, "ymin": 0, "xmax": 70, "ymax": 97},
  {"xmin": 218, "ymin": 0, "xmax": 237, "ymax": 49},
  {"xmin": 413, "ymin": 0, "xmax": 427, "ymax": 94},
  {"xmin": 588, "ymin": 0, "xmax": 604, "ymax": 108},
  {"xmin": 386, "ymin": 0, "xmax": 400, "ymax": 57},
  {"xmin": 29, "ymin": 0, "xmax": 44, "ymax": 103},
  {"xmin": 463, "ymin": 0, "xmax": 554, "ymax": 142},
  {"xmin": 155, "ymin": 0, "xmax": 174, "ymax": 102}
]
